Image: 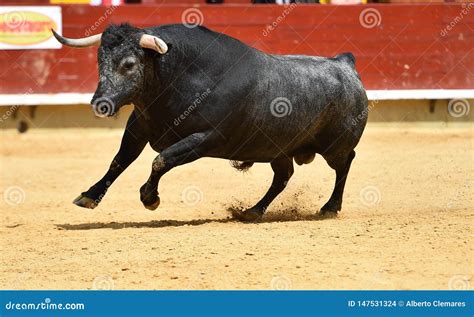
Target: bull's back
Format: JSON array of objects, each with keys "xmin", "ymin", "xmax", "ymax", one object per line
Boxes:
[{"xmin": 221, "ymin": 53, "xmax": 366, "ymax": 160}]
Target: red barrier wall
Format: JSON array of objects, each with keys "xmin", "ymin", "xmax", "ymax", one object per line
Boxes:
[{"xmin": 0, "ymin": 4, "xmax": 473, "ymax": 94}]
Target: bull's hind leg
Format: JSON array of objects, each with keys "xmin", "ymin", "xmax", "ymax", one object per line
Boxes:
[
  {"xmin": 320, "ymin": 150, "xmax": 355, "ymax": 215},
  {"xmin": 235, "ymin": 157, "xmax": 294, "ymax": 222}
]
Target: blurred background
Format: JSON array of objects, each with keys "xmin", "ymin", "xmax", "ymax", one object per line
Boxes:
[{"xmin": 0, "ymin": 0, "xmax": 472, "ymax": 130}]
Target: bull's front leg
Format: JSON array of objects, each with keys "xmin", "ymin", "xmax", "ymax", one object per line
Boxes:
[
  {"xmin": 74, "ymin": 113, "xmax": 148, "ymax": 209},
  {"xmin": 140, "ymin": 131, "xmax": 214, "ymax": 210}
]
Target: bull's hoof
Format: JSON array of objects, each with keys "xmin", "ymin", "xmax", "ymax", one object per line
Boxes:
[
  {"xmin": 319, "ymin": 210, "xmax": 339, "ymax": 218},
  {"xmin": 320, "ymin": 200, "xmax": 340, "ymax": 218},
  {"xmin": 73, "ymin": 194, "xmax": 97, "ymax": 209},
  {"xmin": 232, "ymin": 208, "xmax": 263, "ymax": 222},
  {"xmin": 143, "ymin": 196, "xmax": 160, "ymax": 211}
]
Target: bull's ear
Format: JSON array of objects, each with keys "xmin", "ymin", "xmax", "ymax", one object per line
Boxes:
[{"xmin": 139, "ymin": 34, "xmax": 168, "ymax": 54}]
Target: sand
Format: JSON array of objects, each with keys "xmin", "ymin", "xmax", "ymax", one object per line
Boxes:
[{"xmin": 0, "ymin": 125, "xmax": 472, "ymax": 290}]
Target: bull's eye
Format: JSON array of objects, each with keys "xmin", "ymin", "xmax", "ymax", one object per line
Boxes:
[
  {"xmin": 120, "ymin": 58, "xmax": 137, "ymax": 73},
  {"xmin": 122, "ymin": 60, "xmax": 135, "ymax": 70}
]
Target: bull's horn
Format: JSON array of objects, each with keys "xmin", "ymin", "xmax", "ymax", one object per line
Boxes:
[
  {"xmin": 139, "ymin": 34, "xmax": 168, "ymax": 54},
  {"xmin": 51, "ymin": 29, "xmax": 101, "ymax": 48}
]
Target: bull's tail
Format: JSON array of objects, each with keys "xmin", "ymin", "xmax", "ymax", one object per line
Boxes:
[
  {"xmin": 335, "ymin": 52, "xmax": 356, "ymax": 68},
  {"xmin": 230, "ymin": 160, "xmax": 254, "ymax": 172}
]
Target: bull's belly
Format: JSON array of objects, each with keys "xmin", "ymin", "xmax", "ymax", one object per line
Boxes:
[
  {"xmin": 209, "ymin": 113, "xmax": 366, "ymax": 162},
  {"xmin": 209, "ymin": 130, "xmax": 315, "ymax": 162}
]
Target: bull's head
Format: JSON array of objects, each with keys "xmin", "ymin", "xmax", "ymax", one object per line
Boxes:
[{"xmin": 52, "ymin": 24, "xmax": 168, "ymax": 117}]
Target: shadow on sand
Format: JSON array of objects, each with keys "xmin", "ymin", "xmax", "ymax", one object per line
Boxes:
[{"xmin": 55, "ymin": 209, "xmax": 335, "ymax": 231}]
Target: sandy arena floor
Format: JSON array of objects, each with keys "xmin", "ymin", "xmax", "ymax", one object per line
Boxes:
[{"xmin": 0, "ymin": 125, "xmax": 473, "ymax": 290}]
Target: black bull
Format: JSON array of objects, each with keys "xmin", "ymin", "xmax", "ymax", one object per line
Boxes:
[{"xmin": 52, "ymin": 23, "xmax": 368, "ymax": 222}]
